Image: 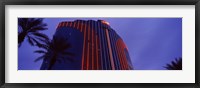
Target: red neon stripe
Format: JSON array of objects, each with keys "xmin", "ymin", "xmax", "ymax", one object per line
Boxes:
[
  {"xmin": 69, "ymin": 22, "xmax": 72, "ymax": 27},
  {"xmin": 80, "ymin": 23, "xmax": 83, "ymax": 32},
  {"xmin": 81, "ymin": 24, "xmax": 86, "ymax": 70},
  {"xmin": 97, "ymin": 35, "xmax": 101, "ymax": 70},
  {"xmin": 73, "ymin": 22, "xmax": 76, "ymax": 28},
  {"xmin": 119, "ymin": 40, "xmax": 125, "ymax": 70},
  {"xmin": 105, "ymin": 29, "xmax": 115, "ymax": 70},
  {"xmin": 122, "ymin": 39, "xmax": 128, "ymax": 70},
  {"xmin": 120, "ymin": 39, "xmax": 126, "ymax": 70},
  {"xmin": 122, "ymin": 42, "xmax": 129, "ymax": 70},
  {"xmin": 116, "ymin": 39, "xmax": 123, "ymax": 70},
  {"xmin": 87, "ymin": 43, "xmax": 89, "ymax": 70},
  {"xmin": 121, "ymin": 40, "xmax": 126, "ymax": 70},
  {"xmin": 62, "ymin": 22, "xmax": 65, "ymax": 27},
  {"xmin": 120, "ymin": 40, "xmax": 128, "ymax": 70},
  {"xmin": 65, "ymin": 22, "xmax": 68, "ymax": 27},
  {"xmin": 92, "ymin": 29, "xmax": 94, "ymax": 70},
  {"xmin": 96, "ymin": 35, "xmax": 99, "ymax": 70},
  {"xmin": 59, "ymin": 22, "xmax": 62, "ymax": 27},
  {"xmin": 121, "ymin": 40, "xmax": 127, "ymax": 70},
  {"xmin": 87, "ymin": 22, "xmax": 90, "ymax": 70},
  {"xmin": 77, "ymin": 21, "xmax": 79, "ymax": 30}
]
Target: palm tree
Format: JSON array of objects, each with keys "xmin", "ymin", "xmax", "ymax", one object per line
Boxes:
[
  {"xmin": 18, "ymin": 18, "xmax": 49, "ymax": 47},
  {"xmin": 34, "ymin": 37, "xmax": 75, "ymax": 70},
  {"xmin": 164, "ymin": 57, "xmax": 182, "ymax": 70}
]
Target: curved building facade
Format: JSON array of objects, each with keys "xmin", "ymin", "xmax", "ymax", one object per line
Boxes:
[{"xmin": 40, "ymin": 20, "xmax": 133, "ymax": 70}]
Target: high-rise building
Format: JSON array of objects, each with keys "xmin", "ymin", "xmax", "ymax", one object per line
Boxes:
[{"xmin": 40, "ymin": 20, "xmax": 133, "ymax": 70}]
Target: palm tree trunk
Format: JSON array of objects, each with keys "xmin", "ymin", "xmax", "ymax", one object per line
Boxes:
[{"xmin": 47, "ymin": 54, "xmax": 57, "ymax": 70}]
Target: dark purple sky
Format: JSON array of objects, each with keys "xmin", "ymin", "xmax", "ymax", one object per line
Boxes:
[{"xmin": 18, "ymin": 18, "xmax": 182, "ymax": 70}]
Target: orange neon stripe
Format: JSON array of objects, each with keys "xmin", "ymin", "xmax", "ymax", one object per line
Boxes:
[
  {"xmin": 77, "ymin": 21, "xmax": 79, "ymax": 30},
  {"xmin": 116, "ymin": 40, "xmax": 123, "ymax": 70},
  {"xmin": 96, "ymin": 35, "xmax": 99, "ymax": 70},
  {"xmin": 73, "ymin": 22, "xmax": 76, "ymax": 28},
  {"xmin": 92, "ymin": 29, "xmax": 94, "ymax": 70},
  {"xmin": 120, "ymin": 40, "xmax": 126, "ymax": 70},
  {"xmin": 121, "ymin": 40, "xmax": 128, "ymax": 70},
  {"xmin": 122, "ymin": 42, "xmax": 129, "ymax": 70},
  {"xmin": 119, "ymin": 40, "xmax": 124, "ymax": 70},
  {"xmin": 60, "ymin": 22, "xmax": 62, "ymax": 27},
  {"xmin": 121, "ymin": 39, "xmax": 126, "ymax": 70},
  {"xmin": 98, "ymin": 35, "xmax": 101, "ymax": 70},
  {"xmin": 105, "ymin": 29, "xmax": 115, "ymax": 70},
  {"xmin": 62, "ymin": 22, "xmax": 65, "ymax": 27},
  {"xmin": 120, "ymin": 40, "xmax": 128, "ymax": 70},
  {"xmin": 121, "ymin": 41, "xmax": 127, "ymax": 70},
  {"xmin": 87, "ymin": 43, "xmax": 89, "ymax": 70},
  {"xmin": 81, "ymin": 24, "xmax": 86, "ymax": 70},
  {"xmin": 65, "ymin": 22, "xmax": 68, "ymax": 27},
  {"xmin": 69, "ymin": 22, "xmax": 72, "ymax": 27},
  {"xmin": 87, "ymin": 22, "xmax": 90, "ymax": 70},
  {"xmin": 80, "ymin": 23, "xmax": 83, "ymax": 32},
  {"xmin": 119, "ymin": 40, "xmax": 125, "ymax": 70}
]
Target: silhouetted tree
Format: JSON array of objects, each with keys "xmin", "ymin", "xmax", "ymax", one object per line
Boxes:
[
  {"xmin": 18, "ymin": 18, "xmax": 49, "ymax": 47},
  {"xmin": 164, "ymin": 57, "xmax": 182, "ymax": 70},
  {"xmin": 34, "ymin": 37, "xmax": 75, "ymax": 70}
]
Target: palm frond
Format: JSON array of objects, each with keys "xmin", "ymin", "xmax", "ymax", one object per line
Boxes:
[
  {"xmin": 34, "ymin": 55, "xmax": 46, "ymax": 62},
  {"xmin": 18, "ymin": 18, "xmax": 48, "ymax": 47},
  {"xmin": 18, "ymin": 18, "xmax": 28, "ymax": 30},
  {"xmin": 164, "ymin": 57, "xmax": 182, "ymax": 70},
  {"xmin": 29, "ymin": 26, "xmax": 48, "ymax": 32},
  {"xmin": 34, "ymin": 50, "xmax": 47, "ymax": 54},
  {"xmin": 31, "ymin": 32, "xmax": 49, "ymax": 41},
  {"xmin": 31, "ymin": 37, "xmax": 44, "ymax": 48},
  {"xmin": 27, "ymin": 36, "xmax": 34, "ymax": 46},
  {"xmin": 34, "ymin": 36, "xmax": 50, "ymax": 45},
  {"xmin": 27, "ymin": 18, "xmax": 44, "ymax": 29}
]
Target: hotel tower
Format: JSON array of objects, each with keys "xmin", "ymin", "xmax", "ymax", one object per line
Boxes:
[{"xmin": 40, "ymin": 20, "xmax": 133, "ymax": 70}]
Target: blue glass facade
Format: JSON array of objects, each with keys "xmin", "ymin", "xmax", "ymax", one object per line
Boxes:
[{"xmin": 40, "ymin": 20, "xmax": 133, "ymax": 70}]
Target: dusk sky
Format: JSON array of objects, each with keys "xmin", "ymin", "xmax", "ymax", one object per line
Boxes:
[{"xmin": 18, "ymin": 18, "xmax": 182, "ymax": 70}]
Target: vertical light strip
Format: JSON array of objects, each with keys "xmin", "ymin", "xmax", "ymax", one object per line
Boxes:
[
  {"xmin": 120, "ymin": 39, "xmax": 126, "ymax": 70},
  {"xmin": 110, "ymin": 31, "xmax": 118, "ymax": 70},
  {"xmin": 65, "ymin": 22, "xmax": 68, "ymax": 27},
  {"xmin": 99, "ymin": 23, "xmax": 104, "ymax": 69},
  {"xmin": 80, "ymin": 21, "xmax": 83, "ymax": 32},
  {"xmin": 105, "ymin": 29, "xmax": 115, "ymax": 70},
  {"xmin": 120, "ymin": 40, "xmax": 126, "ymax": 70},
  {"xmin": 62, "ymin": 22, "xmax": 65, "ymax": 27},
  {"xmin": 102, "ymin": 28, "xmax": 108, "ymax": 69},
  {"xmin": 96, "ymin": 35, "xmax": 99, "ymax": 70},
  {"xmin": 81, "ymin": 22, "xmax": 86, "ymax": 70},
  {"xmin": 119, "ymin": 39, "xmax": 125, "ymax": 70},
  {"xmin": 69, "ymin": 22, "xmax": 72, "ymax": 27},
  {"xmin": 97, "ymin": 22, "xmax": 103, "ymax": 70},
  {"xmin": 73, "ymin": 22, "xmax": 76, "ymax": 28},
  {"xmin": 87, "ymin": 21, "xmax": 90, "ymax": 70},
  {"xmin": 91, "ymin": 26, "xmax": 94, "ymax": 70},
  {"xmin": 116, "ymin": 39, "xmax": 122, "ymax": 70},
  {"xmin": 77, "ymin": 21, "xmax": 79, "ymax": 30},
  {"xmin": 122, "ymin": 42, "xmax": 129, "ymax": 70},
  {"xmin": 113, "ymin": 33, "xmax": 119, "ymax": 69}
]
